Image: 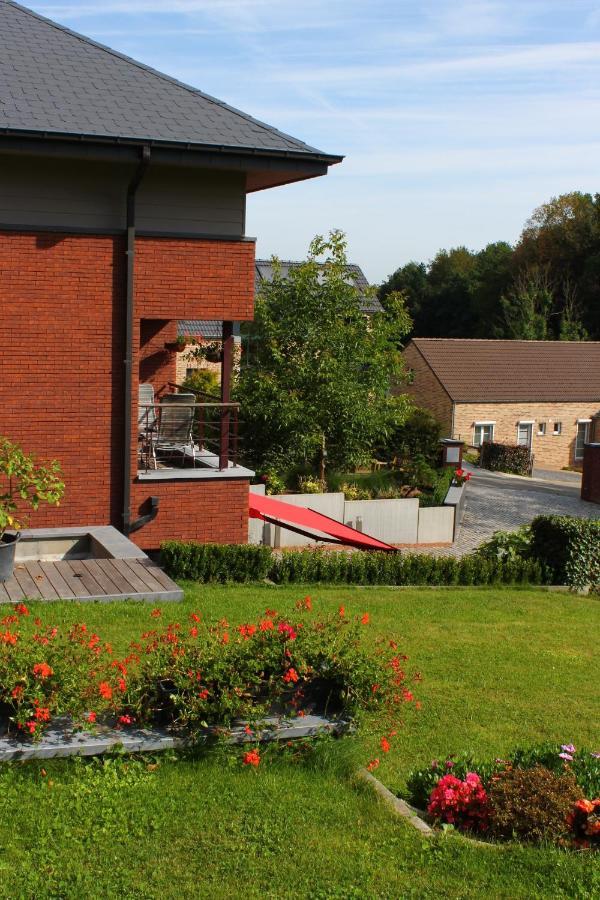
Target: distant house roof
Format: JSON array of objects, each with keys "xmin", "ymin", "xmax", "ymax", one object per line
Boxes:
[
  {"xmin": 409, "ymin": 338, "xmax": 600, "ymax": 403},
  {"xmin": 254, "ymin": 260, "xmax": 383, "ymax": 314},
  {"xmin": 178, "ymin": 321, "xmax": 240, "ymax": 341},
  {"xmin": 0, "ymin": 1, "xmax": 341, "ymax": 174}
]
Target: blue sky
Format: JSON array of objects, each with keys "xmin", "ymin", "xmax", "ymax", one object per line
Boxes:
[{"xmin": 26, "ymin": 0, "xmax": 600, "ymax": 283}]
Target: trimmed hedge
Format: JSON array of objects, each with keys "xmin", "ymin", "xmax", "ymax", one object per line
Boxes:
[
  {"xmin": 530, "ymin": 515, "xmax": 600, "ymax": 590},
  {"xmin": 480, "ymin": 441, "xmax": 531, "ymax": 476},
  {"xmin": 161, "ymin": 541, "xmax": 545, "ymax": 587},
  {"xmin": 161, "ymin": 541, "xmax": 273, "ymax": 583}
]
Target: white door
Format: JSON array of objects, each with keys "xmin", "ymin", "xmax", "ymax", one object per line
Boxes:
[
  {"xmin": 517, "ymin": 423, "xmax": 533, "ymax": 449},
  {"xmin": 575, "ymin": 422, "xmax": 590, "ymax": 460}
]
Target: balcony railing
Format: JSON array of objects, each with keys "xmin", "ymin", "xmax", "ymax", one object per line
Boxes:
[{"xmin": 138, "ymin": 390, "xmax": 240, "ymax": 474}]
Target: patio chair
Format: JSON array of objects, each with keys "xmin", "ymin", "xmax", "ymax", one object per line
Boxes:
[
  {"xmin": 138, "ymin": 383, "xmax": 158, "ymax": 468},
  {"xmin": 153, "ymin": 393, "xmax": 196, "ymax": 468}
]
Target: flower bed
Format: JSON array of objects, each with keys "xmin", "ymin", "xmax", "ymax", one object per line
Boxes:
[
  {"xmin": 0, "ymin": 600, "xmax": 419, "ymax": 766},
  {"xmin": 406, "ymin": 743, "xmax": 600, "ymax": 849}
]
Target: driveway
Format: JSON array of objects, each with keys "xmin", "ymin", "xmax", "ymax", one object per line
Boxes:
[{"xmin": 431, "ymin": 465, "xmax": 598, "ymax": 557}]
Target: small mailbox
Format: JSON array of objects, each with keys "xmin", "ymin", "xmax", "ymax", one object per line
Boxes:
[{"xmin": 440, "ymin": 438, "xmax": 464, "ymax": 469}]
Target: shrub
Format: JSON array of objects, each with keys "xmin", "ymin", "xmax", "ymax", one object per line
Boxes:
[
  {"xmin": 181, "ymin": 368, "xmax": 220, "ymax": 397},
  {"xmin": 480, "ymin": 441, "xmax": 531, "ymax": 476},
  {"xmin": 383, "ymin": 407, "xmax": 442, "ymax": 466},
  {"xmin": 297, "ymin": 476, "xmax": 324, "ymax": 494},
  {"xmin": 339, "ymin": 481, "xmax": 372, "ymax": 501},
  {"xmin": 161, "ymin": 542, "xmax": 546, "ymax": 587},
  {"xmin": 427, "ymin": 772, "xmax": 490, "ymax": 832},
  {"xmin": 160, "ymin": 542, "xmax": 273, "ymax": 583},
  {"xmin": 488, "ymin": 765, "xmax": 583, "ymax": 844},
  {"xmin": 0, "ymin": 438, "xmax": 64, "ymax": 538},
  {"xmin": 475, "ymin": 526, "xmax": 533, "ymax": 563},
  {"xmin": 530, "ymin": 515, "xmax": 600, "ymax": 590}
]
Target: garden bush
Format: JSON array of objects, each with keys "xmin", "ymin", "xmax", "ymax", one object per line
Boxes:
[
  {"xmin": 488, "ymin": 765, "xmax": 583, "ymax": 844},
  {"xmin": 0, "ymin": 600, "xmax": 417, "ymax": 748},
  {"xmin": 479, "ymin": 441, "xmax": 532, "ymax": 476},
  {"xmin": 530, "ymin": 515, "xmax": 600, "ymax": 590},
  {"xmin": 427, "ymin": 772, "xmax": 489, "ymax": 833},
  {"xmin": 161, "ymin": 542, "xmax": 546, "ymax": 587}
]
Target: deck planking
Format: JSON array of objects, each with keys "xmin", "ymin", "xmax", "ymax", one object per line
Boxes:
[{"xmin": 0, "ymin": 558, "xmax": 182, "ymax": 603}]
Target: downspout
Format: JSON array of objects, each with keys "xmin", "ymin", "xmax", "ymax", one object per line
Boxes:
[{"xmin": 122, "ymin": 146, "xmax": 151, "ymax": 535}]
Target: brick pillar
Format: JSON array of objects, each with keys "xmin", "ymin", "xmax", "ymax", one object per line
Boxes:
[{"xmin": 581, "ymin": 443, "xmax": 600, "ymax": 503}]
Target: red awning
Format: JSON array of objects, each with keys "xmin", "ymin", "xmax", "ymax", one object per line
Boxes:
[{"xmin": 249, "ymin": 492, "xmax": 396, "ymax": 552}]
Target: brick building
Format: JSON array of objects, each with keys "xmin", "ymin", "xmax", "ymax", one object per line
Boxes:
[
  {"xmin": 402, "ymin": 338, "xmax": 600, "ymax": 469},
  {"xmin": 0, "ymin": 1, "xmax": 341, "ymax": 549}
]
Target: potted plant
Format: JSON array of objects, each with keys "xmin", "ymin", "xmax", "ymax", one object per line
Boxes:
[
  {"xmin": 0, "ymin": 438, "xmax": 65, "ymax": 582},
  {"xmin": 164, "ymin": 335, "xmax": 189, "ymax": 353},
  {"xmin": 203, "ymin": 342, "xmax": 223, "ymax": 363}
]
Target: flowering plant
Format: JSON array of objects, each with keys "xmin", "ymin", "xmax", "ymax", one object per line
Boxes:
[
  {"xmin": 567, "ymin": 797, "xmax": 600, "ymax": 848},
  {"xmin": 427, "ymin": 772, "xmax": 489, "ymax": 832},
  {"xmin": 453, "ymin": 468, "xmax": 471, "ymax": 487}
]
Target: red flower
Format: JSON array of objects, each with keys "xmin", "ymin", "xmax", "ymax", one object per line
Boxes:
[
  {"xmin": 32, "ymin": 662, "xmax": 53, "ymax": 679},
  {"xmin": 118, "ymin": 715, "xmax": 134, "ymax": 726},
  {"xmin": 86, "ymin": 711, "xmax": 97, "ymax": 723},
  {"xmin": 367, "ymin": 759, "xmax": 380, "ymax": 772},
  {"xmin": 11, "ymin": 685, "xmax": 24, "ymax": 699},
  {"xmin": 264, "ymin": 609, "xmax": 278, "ymax": 619},
  {"xmin": 259, "ymin": 619, "xmax": 274, "ymax": 631},
  {"xmin": 278, "ymin": 622, "xmax": 297, "ymax": 641},
  {"xmin": 15, "ymin": 603, "xmax": 29, "ymax": 617},
  {"xmin": 150, "ymin": 608, "xmax": 162, "ymax": 618},
  {"xmin": 338, "ymin": 605, "xmax": 345, "ymax": 618},
  {"xmin": 118, "ymin": 678, "xmax": 126, "ymax": 693},
  {"xmin": 98, "ymin": 681, "xmax": 112, "ymax": 700},
  {"xmin": 242, "ymin": 749, "xmax": 261, "ymax": 768},
  {"xmin": 198, "ymin": 688, "xmax": 209, "ymax": 700},
  {"xmin": 361, "ymin": 613, "xmax": 370, "ymax": 625},
  {"xmin": 34, "ymin": 706, "xmax": 51, "ymax": 722},
  {"xmin": 238, "ymin": 624, "xmax": 257, "ymax": 640},
  {"xmin": 283, "ymin": 668, "xmax": 299, "ymax": 684},
  {"xmin": 380, "ymin": 737, "xmax": 391, "ymax": 754},
  {"xmin": 190, "ymin": 626, "xmax": 199, "ymax": 638},
  {"xmin": 190, "ymin": 613, "xmax": 201, "ymax": 622},
  {"xmin": 221, "ymin": 632, "xmax": 230, "ymax": 644}
]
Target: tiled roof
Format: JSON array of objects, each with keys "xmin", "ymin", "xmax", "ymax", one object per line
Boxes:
[
  {"xmin": 254, "ymin": 260, "xmax": 383, "ymax": 314},
  {"xmin": 410, "ymin": 338, "xmax": 600, "ymax": 403},
  {"xmin": 178, "ymin": 321, "xmax": 240, "ymax": 340},
  {"xmin": 0, "ymin": 1, "xmax": 339, "ymax": 161}
]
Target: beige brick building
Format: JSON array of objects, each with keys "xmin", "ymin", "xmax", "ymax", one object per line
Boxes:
[{"xmin": 402, "ymin": 339, "xmax": 600, "ymax": 470}]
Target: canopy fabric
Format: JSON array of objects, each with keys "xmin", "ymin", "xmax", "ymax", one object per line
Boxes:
[{"xmin": 249, "ymin": 492, "xmax": 396, "ymax": 552}]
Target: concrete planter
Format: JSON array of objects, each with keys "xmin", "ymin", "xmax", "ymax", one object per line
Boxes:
[{"xmin": 0, "ymin": 531, "xmax": 20, "ymax": 582}]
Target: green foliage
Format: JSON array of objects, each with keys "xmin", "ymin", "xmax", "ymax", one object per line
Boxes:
[
  {"xmin": 160, "ymin": 541, "xmax": 273, "ymax": 583},
  {"xmin": 297, "ymin": 475, "xmax": 324, "ymax": 494},
  {"xmin": 475, "ymin": 526, "xmax": 534, "ymax": 562},
  {"xmin": 488, "ymin": 766, "xmax": 583, "ymax": 844},
  {"xmin": 235, "ymin": 231, "xmax": 413, "ymax": 474},
  {"xmin": 161, "ymin": 541, "xmax": 545, "ymax": 587},
  {"xmin": 181, "ymin": 368, "xmax": 220, "ymax": 397},
  {"xmin": 480, "ymin": 441, "xmax": 531, "ymax": 476},
  {"xmin": 499, "ymin": 266, "xmax": 553, "ymax": 340},
  {"xmin": 530, "ymin": 515, "xmax": 600, "ymax": 590},
  {"xmin": 0, "ymin": 437, "xmax": 64, "ymax": 538},
  {"xmin": 381, "ymin": 407, "xmax": 442, "ymax": 467},
  {"xmin": 417, "ymin": 466, "xmax": 454, "ymax": 508}
]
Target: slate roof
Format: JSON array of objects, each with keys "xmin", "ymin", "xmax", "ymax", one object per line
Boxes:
[
  {"xmin": 410, "ymin": 338, "xmax": 600, "ymax": 403},
  {"xmin": 178, "ymin": 321, "xmax": 240, "ymax": 340},
  {"xmin": 255, "ymin": 260, "xmax": 383, "ymax": 314},
  {"xmin": 0, "ymin": 1, "xmax": 340, "ymax": 162}
]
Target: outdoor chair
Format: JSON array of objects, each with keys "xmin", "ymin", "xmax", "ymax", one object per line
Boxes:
[
  {"xmin": 152, "ymin": 393, "xmax": 196, "ymax": 468},
  {"xmin": 138, "ymin": 383, "xmax": 158, "ymax": 468}
]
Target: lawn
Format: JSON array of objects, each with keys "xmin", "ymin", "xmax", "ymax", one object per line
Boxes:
[{"xmin": 1, "ymin": 585, "xmax": 599, "ymax": 899}]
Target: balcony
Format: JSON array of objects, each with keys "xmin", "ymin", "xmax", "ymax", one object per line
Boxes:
[{"xmin": 137, "ymin": 384, "xmax": 254, "ymax": 481}]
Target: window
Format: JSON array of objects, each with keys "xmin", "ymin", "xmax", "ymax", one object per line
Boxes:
[
  {"xmin": 473, "ymin": 423, "xmax": 494, "ymax": 446},
  {"xmin": 575, "ymin": 421, "xmax": 591, "ymax": 460},
  {"xmin": 553, "ymin": 422, "xmax": 562, "ymax": 435},
  {"xmin": 537, "ymin": 422, "xmax": 546, "ymax": 436}
]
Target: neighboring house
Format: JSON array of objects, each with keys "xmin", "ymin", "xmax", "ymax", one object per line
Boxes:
[
  {"xmin": 402, "ymin": 338, "xmax": 600, "ymax": 469},
  {"xmin": 0, "ymin": 0, "xmax": 341, "ymax": 550},
  {"xmin": 175, "ymin": 321, "xmax": 241, "ymax": 384},
  {"xmin": 176, "ymin": 261, "xmax": 380, "ymax": 381}
]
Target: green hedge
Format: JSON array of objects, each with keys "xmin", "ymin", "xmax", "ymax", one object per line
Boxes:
[
  {"xmin": 530, "ymin": 515, "xmax": 600, "ymax": 590},
  {"xmin": 161, "ymin": 541, "xmax": 545, "ymax": 587},
  {"xmin": 480, "ymin": 441, "xmax": 532, "ymax": 476},
  {"xmin": 161, "ymin": 541, "xmax": 273, "ymax": 583}
]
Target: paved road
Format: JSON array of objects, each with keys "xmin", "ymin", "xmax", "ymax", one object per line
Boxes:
[{"xmin": 424, "ymin": 464, "xmax": 598, "ymax": 557}]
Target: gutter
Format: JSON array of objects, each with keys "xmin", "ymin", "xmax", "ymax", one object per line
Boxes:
[{"xmin": 122, "ymin": 146, "xmax": 151, "ymax": 536}]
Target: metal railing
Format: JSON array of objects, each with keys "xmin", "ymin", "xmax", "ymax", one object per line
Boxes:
[{"xmin": 138, "ymin": 393, "xmax": 240, "ymax": 473}]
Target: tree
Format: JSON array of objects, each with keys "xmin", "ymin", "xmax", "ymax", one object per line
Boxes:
[
  {"xmin": 235, "ymin": 231, "xmax": 413, "ymax": 477},
  {"xmin": 498, "ymin": 266, "xmax": 554, "ymax": 340}
]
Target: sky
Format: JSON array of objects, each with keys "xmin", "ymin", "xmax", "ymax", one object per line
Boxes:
[{"xmin": 25, "ymin": 0, "xmax": 600, "ymax": 284}]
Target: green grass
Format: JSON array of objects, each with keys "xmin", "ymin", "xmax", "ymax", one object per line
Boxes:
[{"xmin": 1, "ymin": 585, "xmax": 599, "ymax": 898}]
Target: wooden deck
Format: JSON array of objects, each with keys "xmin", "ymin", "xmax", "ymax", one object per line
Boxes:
[{"xmin": 0, "ymin": 557, "xmax": 182, "ymax": 603}]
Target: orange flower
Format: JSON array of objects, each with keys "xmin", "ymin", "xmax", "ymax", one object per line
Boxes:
[
  {"xmin": 221, "ymin": 631, "xmax": 230, "ymax": 644},
  {"xmin": 98, "ymin": 681, "xmax": 112, "ymax": 700},
  {"xmin": 242, "ymin": 749, "xmax": 261, "ymax": 768},
  {"xmin": 150, "ymin": 608, "xmax": 162, "ymax": 618},
  {"xmin": 367, "ymin": 759, "xmax": 380, "ymax": 772},
  {"xmin": 338, "ymin": 605, "xmax": 345, "ymax": 618},
  {"xmin": 190, "ymin": 626, "xmax": 199, "ymax": 638},
  {"xmin": 15, "ymin": 603, "xmax": 29, "ymax": 617},
  {"xmin": 283, "ymin": 667, "xmax": 299, "ymax": 684},
  {"xmin": 380, "ymin": 737, "xmax": 391, "ymax": 754},
  {"xmin": 32, "ymin": 662, "xmax": 53, "ymax": 679},
  {"xmin": 361, "ymin": 613, "xmax": 370, "ymax": 625},
  {"xmin": 86, "ymin": 711, "xmax": 97, "ymax": 723},
  {"xmin": 259, "ymin": 619, "xmax": 274, "ymax": 631},
  {"xmin": 190, "ymin": 613, "xmax": 201, "ymax": 622}
]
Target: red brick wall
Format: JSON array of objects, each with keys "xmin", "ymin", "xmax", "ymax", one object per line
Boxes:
[
  {"xmin": 139, "ymin": 319, "xmax": 177, "ymax": 397},
  {"xmin": 0, "ymin": 229, "xmax": 254, "ymax": 546},
  {"xmin": 130, "ymin": 478, "xmax": 249, "ymax": 550},
  {"xmin": 135, "ymin": 237, "xmax": 255, "ymax": 321},
  {"xmin": 0, "ymin": 231, "xmax": 125, "ymax": 526}
]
